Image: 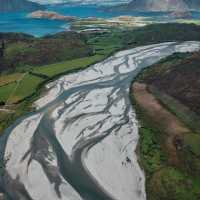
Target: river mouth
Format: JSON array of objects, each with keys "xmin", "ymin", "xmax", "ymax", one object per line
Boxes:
[{"xmin": 0, "ymin": 42, "xmax": 200, "ymax": 200}]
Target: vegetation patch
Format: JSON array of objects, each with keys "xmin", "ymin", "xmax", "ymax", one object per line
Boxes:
[
  {"xmin": 33, "ymin": 55, "xmax": 104, "ymax": 77},
  {"xmin": 132, "ymin": 52, "xmax": 200, "ymax": 200},
  {"xmin": 135, "ymin": 105, "xmax": 167, "ymax": 176},
  {"xmin": 149, "ymin": 167, "xmax": 200, "ymax": 200},
  {"xmin": 0, "ymin": 73, "xmax": 24, "ymax": 87},
  {"xmin": 133, "ymin": 88, "xmax": 200, "ymax": 200},
  {"xmin": 136, "ymin": 52, "xmax": 200, "ymax": 132},
  {"xmin": 0, "ymin": 82, "xmax": 17, "ymax": 102},
  {"xmin": 7, "ymin": 74, "xmax": 44, "ymax": 104},
  {"xmin": 1, "ymin": 31, "xmax": 92, "ymax": 72}
]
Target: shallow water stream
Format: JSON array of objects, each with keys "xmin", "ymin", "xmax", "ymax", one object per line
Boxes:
[{"xmin": 0, "ymin": 42, "xmax": 199, "ymax": 200}]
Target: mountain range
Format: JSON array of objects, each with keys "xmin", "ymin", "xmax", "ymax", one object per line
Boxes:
[
  {"xmin": 110, "ymin": 0, "xmax": 200, "ymax": 11},
  {"xmin": 0, "ymin": 0, "xmax": 44, "ymax": 12},
  {"xmin": 184, "ymin": 0, "xmax": 200, "ymax": 10},
  {"xmin": 1, "ymin": 0, "xmax": 200, "ymax": 12},
  {"xmin": 30, "ymin": 0, "xmax": 130, "ymax": 5}
]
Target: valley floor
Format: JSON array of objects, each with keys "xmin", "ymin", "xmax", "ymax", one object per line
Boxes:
[
  {"xmin": 0, "ymin": 38, "xmax": 200, "ymax": 199},
  {"xmin": 1, "ymin": 23, "xmax": 200, "ymax": 135},
  {"xmin": 1, "ymin": 23, "xmax": 200, "ymax": 199}
]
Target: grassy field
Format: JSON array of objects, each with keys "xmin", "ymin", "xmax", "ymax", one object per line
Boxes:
[
  {"xmin": 0, "ymin": 30, "xmax": 123, "ymax": 105},
  {"xmin": 33, "ymin": 54, "xmax": 104, "ymax": 77},
  {"xmin": 0, "ymin": 55, "xmax": 105, "ymax": 105},
  {"xmin": 0, "ymin": 73, "xmax": 24, "ymax": 87},
  {"xmin": 0, "ymin": 82, "xmax": 17, "ymax": 102},
  {"xmin": 7, "ymin": 74, "xmax": 44, "ymax": 104},
  {"xmin": 0, "ymin": 31, "xmax": 123, "ymax": 105}
]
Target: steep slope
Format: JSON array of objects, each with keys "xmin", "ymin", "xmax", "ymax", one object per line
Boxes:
[
  {"xmin": 132, "ymin": 0, "xmax": 188, "ymax": 11},
  {"xmin": 138, "ymin": 52, "xmax": 200, "ymax": 115},
  {"xmin": 133, "ymin": 51, "xmax": 200, "ymax": 200},
  {"xmin": 0, "ymin": 0, "xmax": 44, "ymax": 12},
  {"xmin": 109, "ymin": 0, "xmax": 200, "ymax": 11},
  {"xmin": 0, "ymin": 32, "xmax": 92, "ymax": 72}
]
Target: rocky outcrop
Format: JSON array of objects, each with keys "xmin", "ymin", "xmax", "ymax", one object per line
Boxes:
[
  {"xmin": 0, "ymin": 0, "xmax": 44, "ymax": 12},
  {"xmin": 28, "ymin": 10, "xmax": 77, "ymax": 22},
  {"xmin": 170, "ymin": 10, "xmax": 192, "ymax": 19}
]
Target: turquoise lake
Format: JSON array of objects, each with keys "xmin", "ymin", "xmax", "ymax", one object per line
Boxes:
[{"xmin": 0, "ymin": 5, "xmax": 200, "ymax": 37}]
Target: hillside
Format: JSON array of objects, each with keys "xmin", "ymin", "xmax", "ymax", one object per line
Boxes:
[
  {"xmin": 0, "ymin": 31, "xmax": 93, "ymax": 72},
  {"xmin": 133, "ymin": 52, "xmax": 200, "ymax": 200},
  {"xmin": 0, "ymin": 0, "xmax": 44, "ymax": 12},
  {"xmin": 139, "ymin": 53, "xmax": 200, "ymax": 115},
  {"xmin": 109, "ymin": 0, "xmax": 200, "ymax": 11},
  {"xmin": 2, "ymin": 23, "xmax": 200, "ymax": 74},
  {"xmin": 129, "ymin": 0, "xmax": 188, "ymax": 11}
]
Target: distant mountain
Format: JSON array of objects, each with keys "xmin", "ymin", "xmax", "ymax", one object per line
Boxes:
[
  {"xmin": 0, "ymin": 0, "xmax": 45, "ymax": 12},
  {"xmin": 130, "ymin": 0, "xmax": 188, "ymax": 11},
  {"xmin": 30, "ymin": 0, "xmax": 130, "ymax": 6},
  {"xmin": 108, "ymin": 0, "xmax": 200, "ymax": 12},
  {"xmin": 184, "ymin": 0, "xmax": 200, "ymax": 10}
]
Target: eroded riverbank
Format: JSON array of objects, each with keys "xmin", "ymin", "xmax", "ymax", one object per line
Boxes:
[{"xmin": 0, "ymin": 42, "xmax": 200, "ymax": 200}]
